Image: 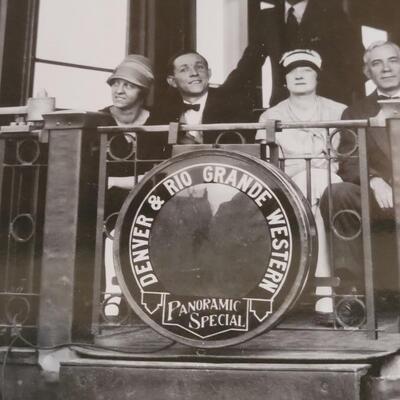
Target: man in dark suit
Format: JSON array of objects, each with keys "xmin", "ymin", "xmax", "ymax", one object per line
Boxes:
[
  {"xmin": 146, "ymin": 50, "xmax": 254, "ymax": 157},
  {"xmin": 320, "ymin": 40, "xmax": 400, "ymax": 294},
  {"xmin": 223, "ymin": 0, "xmax": 363, "ymax": 107}
]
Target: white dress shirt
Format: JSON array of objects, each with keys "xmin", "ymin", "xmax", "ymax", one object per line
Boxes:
[
  {"xmin": 181, "ymin": 92, "xmax": 208, "ymax": 143},
  {"xmin": 377, "ymin": 89, "xmax": 400, "ymax": 98},
  {"xmin": 284, "ymin": 0, "xmax": 309, "ymax": 23}
]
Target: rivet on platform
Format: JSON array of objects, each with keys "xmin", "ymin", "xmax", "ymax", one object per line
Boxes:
[{"xmin": 321, "ymin": 382, "xmax": 329, "ymax": 394}]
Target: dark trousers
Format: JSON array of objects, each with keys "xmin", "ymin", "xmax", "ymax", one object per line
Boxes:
[{"xmin": 319, "ymin": 182, "xmax": 397, "ymax": 292}]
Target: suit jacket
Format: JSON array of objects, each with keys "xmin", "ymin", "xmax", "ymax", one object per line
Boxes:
[
  {"xmin": 143, "ymin": 87, "xmax": 256, "ymax": 159},
  {"xmin": 223, "ymin": 0, "xmax": 363, "ymax": 106},
  {"xmin": 338, "ymin": 91, "xmax": 392, "ymax": 185}
]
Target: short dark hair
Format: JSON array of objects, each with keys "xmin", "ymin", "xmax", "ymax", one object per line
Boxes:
[{"xmin": 166, "ymin": 50, "xmax": 209, "ymax": 75}]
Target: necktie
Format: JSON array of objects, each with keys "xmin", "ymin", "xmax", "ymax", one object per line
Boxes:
[
  {"xmin": 378, "ymin": 95, "xmax": 400, "ymax": 100},
  {"xmin": 182, "ymin": 103, "xmax": 201, "ymax": 112},
  {"xmin": 285, "ymin": 7, "xmax": 299, "ymax": 50}
]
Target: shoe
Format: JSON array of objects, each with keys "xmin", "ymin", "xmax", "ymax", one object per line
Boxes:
[
  {"xmin": 315, "ymin": 296, "xmax": 333, "ymax": 313},
  {"xmin": 314, "ymin": 311, "xmax": 336, "ymax": 327}
]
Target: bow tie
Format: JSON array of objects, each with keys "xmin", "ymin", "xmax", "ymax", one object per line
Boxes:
[
  {"xmin": 182, "ymin": 102, "xmax": 201, "ymax": 112},
  {"xmin": 378, "ymin": 95, "xmax": 400, "ymax": 100}
]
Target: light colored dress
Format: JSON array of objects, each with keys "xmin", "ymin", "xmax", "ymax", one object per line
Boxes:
[
  {"xmin": 257, "ymin": 95, "xmax": 346, "ymax": 179},
  {"xmin": 257, "ymin": 95, "xmax": 347, "ymax": 313}
]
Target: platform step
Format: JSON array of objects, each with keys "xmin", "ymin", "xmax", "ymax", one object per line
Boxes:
[{"xmin": 60, "ymin": 359, "xmax": 370, "ymax": 400}]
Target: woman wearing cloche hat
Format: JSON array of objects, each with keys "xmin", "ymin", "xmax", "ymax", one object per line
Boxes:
[
  {"xmin": 100, "ymin": 54, "xmax": 155, "ymax": 181},
  {"xmin": 256, "ymin": 49, "xmax": 347, "ymax": 325},
  {"xmin": 101, "ymin": 55, "xmax": 154, "ymax": 314},
  {"xmin": 102, "ymin": 54, "xmax": 154, "ymax": 126},
  {"xmin": 101, "ymin": 55, "xmax": 155, "ymax": 214},
  {"xmin": 101, "ymin": 53, "xmax": 155, "ymax": 196}
]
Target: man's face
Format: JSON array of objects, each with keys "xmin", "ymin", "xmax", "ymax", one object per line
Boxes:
[
  {"xmin": 365, "ymin": 44, "xmax": 400, "ymax": 93},
  {"xmin": 167, "ymin": 53, "xmax": 211, "ymax": 98},
  {"xmin": 285, "ymin": 66, "xmax": 318, "ymax": 95},
  {"xmin": 111, "ymin": 78, "xmax": 143, "ymax": 110}
]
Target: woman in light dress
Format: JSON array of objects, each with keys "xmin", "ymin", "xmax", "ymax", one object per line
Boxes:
[{"xmin": 256, "ymin": 49, "xmax": 346, "ymax": 323}]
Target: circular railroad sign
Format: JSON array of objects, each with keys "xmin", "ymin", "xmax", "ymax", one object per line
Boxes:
[{"xmin": 114, "ymin": 149, "xmax": 317, "ymax": 348}]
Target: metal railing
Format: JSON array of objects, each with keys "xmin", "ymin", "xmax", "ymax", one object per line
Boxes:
[
  {"xmin": 0, "ymin": 129, "xmax": 48, "ymax": 345},
  {"xmin": 1, "ymin": 110, "xmax": 399, "ymax": 347},
  {"xmin": 92, "ymin": 117, "xmax": 395, "ymax": 340}
]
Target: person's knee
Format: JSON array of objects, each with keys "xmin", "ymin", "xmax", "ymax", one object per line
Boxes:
[
  {"xmin": 320, "ymin": 182, "xmax": 360, "ymax": 227},
  {"xmin": 321, "ymin": 182, "xmax": 360, "ymax": 210},
  {"xmin": 320, "ymin": 183, "xmax": 343, "ymax": 219}
]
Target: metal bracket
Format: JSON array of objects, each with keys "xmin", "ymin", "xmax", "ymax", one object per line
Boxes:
[
  {"xmin": 168, "ymin": 122, "xmax": 180, "ymax": 145},
  {"xmin": 260, "ymin": 119, "xmax": 279, "ymax": 166}
]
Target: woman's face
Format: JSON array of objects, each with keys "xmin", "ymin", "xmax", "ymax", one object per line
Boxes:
[
  {"xmin": 285, "ymin": 66, "xmax": 318, "ymax": 95},
  {"xmin": 111, "ymin": 78, "xmax": 144, "ymax": 110}
]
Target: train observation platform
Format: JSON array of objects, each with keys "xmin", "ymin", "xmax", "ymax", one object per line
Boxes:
[
  {"xmin": 59, "ymin": 309, "xmax": 400, "ymax": 400},
  {"xmin": 1, "ymin": 107, "xmax": 400, "ymax": 400}
]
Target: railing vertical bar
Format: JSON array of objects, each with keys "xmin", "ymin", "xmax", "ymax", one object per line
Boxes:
[
  {"xmin": 15, "ymin": 166, "xmax": 31, "ymax": 292},
  {"xmin": 5, "ymin": 166, "xmax": 17, "ymax": 290},
  {"xmin": 0, "ymin": 140, "xmax": 6, "ymax": 292},
  {"xmin": 15, "ymin": 167, "xmax": 30, "ymax": 292},
  {"xmin": 26, "ymin": 164, "xmax": 41, "ymax": 293},
  {"xmin": 305, "ymin": 158, "xmax": 312, "ymax": 204},
  {"xmin": 260, "ymin": 143, "xmax": 267, "ymax": 162},
  {"xmin": 325, "ymin": 128, "xmax": 334, "ymax": 305},
  {"xmin": 91, "ymin": 133, "xmax": 109, "ymax": 334},
  {"xmin": 358, "ymin": 127, "xmax": 377, "ymax": 339},
  {"xmin": 326, "ymin": 129, "xmax": 335, "ymax": 295},
  {"xmin": 386, "ymin": 118, "xmax": 400, "ymax": 332},
  {"xmin": 134, "ymin": 150, "xmax": 138, "ymax": 184},
  {"xmin": 269, "ymin": 144, "xmax": 279, "ymax": 167},
  {"xmin": 326, "ymin": 128, "xmax": 333, "ymax": 190}
]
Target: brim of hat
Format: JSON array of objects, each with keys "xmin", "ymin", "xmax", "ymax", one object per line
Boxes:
[
  {"xmin": 284, "ymin": 60, "xmax": 320, "ymax": 74},
  {"xmin": 106, "ymin": 73, "xmax": 147, "ymax": 88}
]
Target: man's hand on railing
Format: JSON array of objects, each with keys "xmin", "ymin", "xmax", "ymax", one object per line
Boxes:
[{"xmin": 370, "ymin": 176, "xmax": 393, "ymax": 209}]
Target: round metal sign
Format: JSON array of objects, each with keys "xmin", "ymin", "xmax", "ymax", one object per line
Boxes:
[{"xmin": 114, "ymin": 149, "xmax": 317, "ymax": 348}]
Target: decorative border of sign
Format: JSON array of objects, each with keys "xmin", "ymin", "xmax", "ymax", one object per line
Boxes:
[{"xmin": 114, "ymin": 150, "xmax": 317, "ymax": 348}]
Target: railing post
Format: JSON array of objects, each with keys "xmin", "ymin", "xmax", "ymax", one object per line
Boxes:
[
  {"xmin": 358, "ymin": 126, "xmax": 377, "ymax": 338},
  {"xmin": 261, "ymin": 119, "xmax": 278, "ymax": 165},
  {"xmin": 37, "ymin": 111, "xmax": 113, "ymax": 347},
  {"xmin": 387, "ymin": 117, "xmax": 400, "ymax": 332}
]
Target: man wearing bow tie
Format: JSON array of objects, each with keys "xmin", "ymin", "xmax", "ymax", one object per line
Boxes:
[
  {"xmin": 147, "ymin": 51, "xmax": 255, "ymax": 156},
  {"xmin": 320, "ymin": 40, "xmax": 400, "ymax": 295},
  {"xmin": 223, "ymin": 0, "xmax": 363, "ymax": 107}
]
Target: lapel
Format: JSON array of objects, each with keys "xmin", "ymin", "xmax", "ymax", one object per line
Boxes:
[
  {"xmin": 301, "ymin": 0, "xmax": 318, "ymax": 25},
  {"xmin": 154, "ymin": 91, "xmax": 184, "ymax": 124},
  {"xmin": 299, "ymin": 0, "xmax": 324, "ymax": 44},
  {"xmin": 364, "ymin": 91, "xmax": 380, "ymax": 116},
  {"xmin": 173, "ymin": 97, "xmax": 184, "ymax": 123},
  {"xmin": 365, "ymin": 91, "xmax": 390, "ymax": 160},
  {"xmin": 260, "ymin": 1, "xmax": 285, "ymax": 60},
  {"xmin": 202, "ymin": 89, "xmax": 219, "ymax": 124}
]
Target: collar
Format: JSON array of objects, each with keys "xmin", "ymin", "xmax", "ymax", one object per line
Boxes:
[
  {"xmin": 285, "ymin": 0, "xmax": 309, "ymax": 23},
  {"xmin": 111, "ymin": 107, "xmax": 149, "ymax": 126},
  {"xmin": 377, "ymin": 89, "xmax": 400, "ymax": 99},
  {"xmin": 183, "ymin": 92, "xmax": 208, "ymax": 114}
]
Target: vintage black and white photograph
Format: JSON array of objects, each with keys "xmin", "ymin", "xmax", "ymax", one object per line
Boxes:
[{"xmin": 0, "ymin": 0, "xmax": 400, "ymax": 399}]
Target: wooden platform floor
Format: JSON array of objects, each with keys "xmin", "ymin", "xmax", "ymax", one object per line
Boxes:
[{"xmin": 80, "ymin": 309, "xmax": 400, "ymax": 363}]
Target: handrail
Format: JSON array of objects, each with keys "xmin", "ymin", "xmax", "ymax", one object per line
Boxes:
[
  {"xmin": 0, "ymin": 106, "xmax": 28, "ymax": 115},
  {"xmin": 97, "ymin": 119, "xmax": 369, "ymax": 134}
]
